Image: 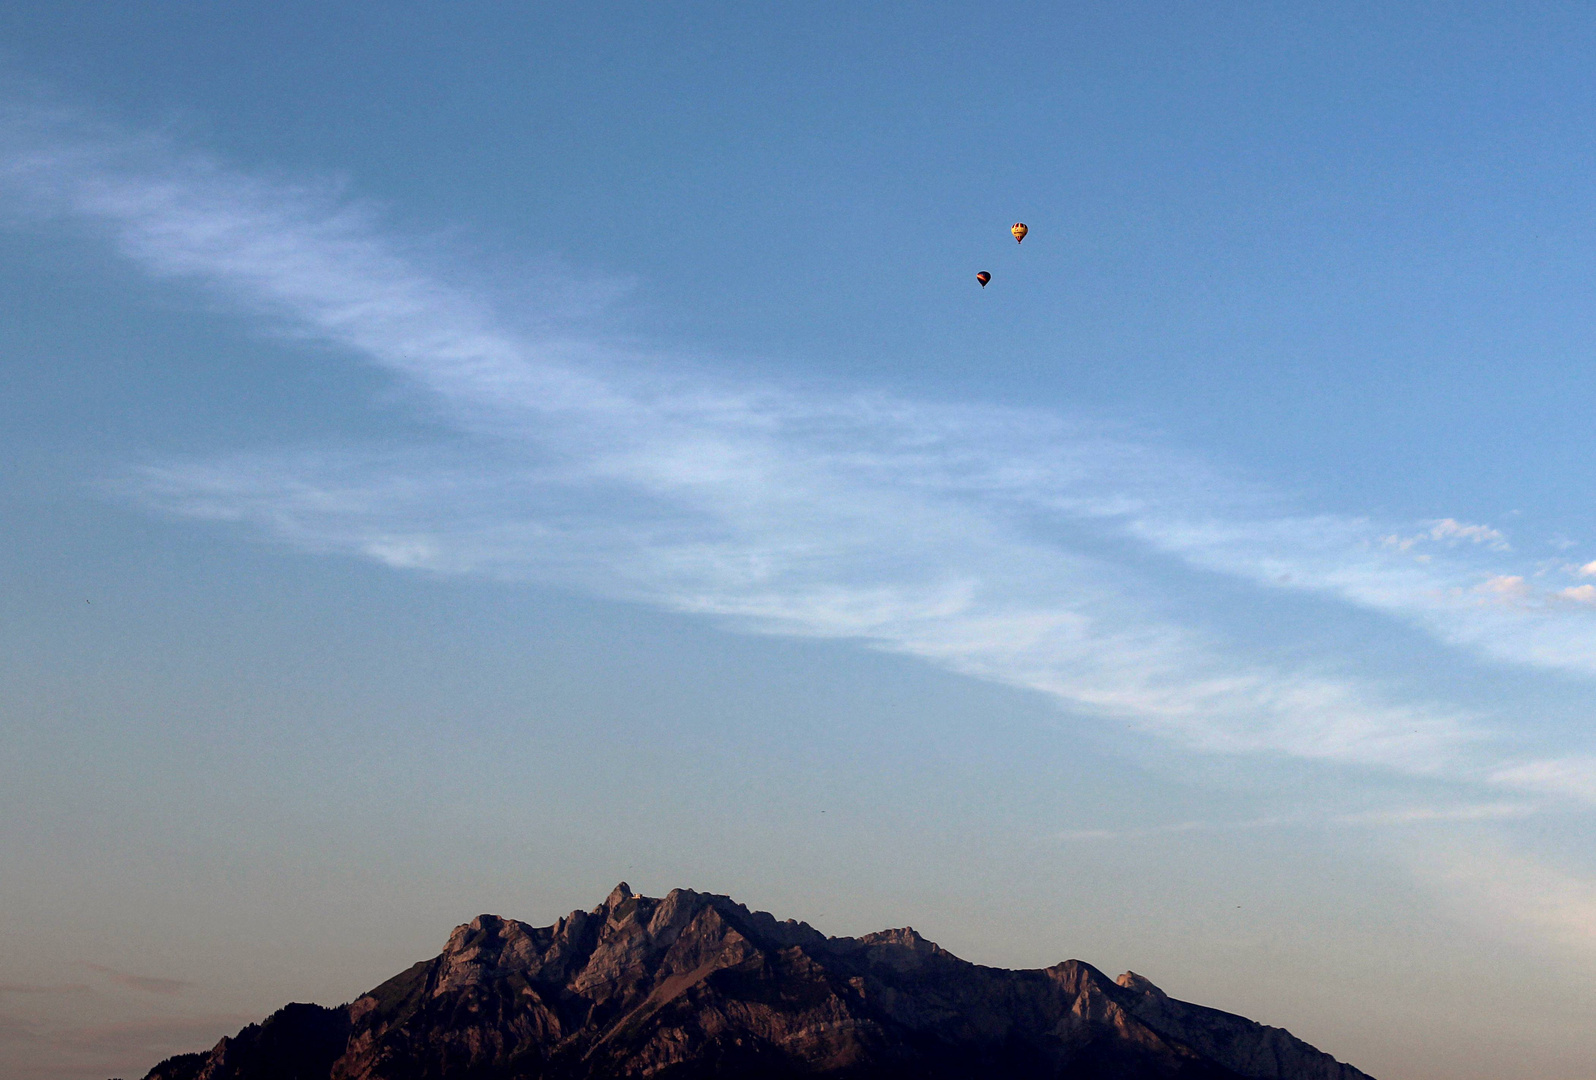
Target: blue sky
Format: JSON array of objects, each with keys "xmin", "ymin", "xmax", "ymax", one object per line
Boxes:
[{"xmin": 3, "ymin": 6, "xmax": 1596, "ymax": 1080}]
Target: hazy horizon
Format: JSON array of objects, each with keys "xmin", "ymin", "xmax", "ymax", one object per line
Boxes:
[{"xmin": 4, "ymin": 6, "xmax": 1596, "ymax": 1079}]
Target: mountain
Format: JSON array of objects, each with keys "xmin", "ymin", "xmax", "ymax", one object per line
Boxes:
[{"xmin": 125, "ymin": 884, "xmax": 1375, "ymax": 1080}]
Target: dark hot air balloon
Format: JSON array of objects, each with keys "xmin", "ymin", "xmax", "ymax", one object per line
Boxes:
[
  {"xmin": 1011, "ymin": 222, "xmax": 1028, "ymax": 243},
  {"xmin": 976, "ymin": 271, "xmax": 991, "ymax": 287}
]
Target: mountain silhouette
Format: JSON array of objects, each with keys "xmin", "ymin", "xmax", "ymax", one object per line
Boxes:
[{"xmin": 126, "ymin": 883, "xmax": 1375, "ymax": 1080}]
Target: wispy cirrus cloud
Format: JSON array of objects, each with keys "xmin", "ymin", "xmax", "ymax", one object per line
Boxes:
[
  {"xmin": 12, "ymin": 96, "xmax": 1596, "ymax": 968},
  {"xmin": 1385, "ymin": 518, "xmax": 1511, "ymax": 552},
  {"xmin": 1416, "ymin": 842, "xmax": 1596, "ymax": 958},
  {"xmin": 1491, "ymin": 757, "xmax": 1596, "ymax": 805},
  {"xmin": 1055, "ymin": 801, "xmax": 1536, "ymax": 842},
  {"xmin": 0, "ymin": 985, "xmax": 89, "ymax": 997},
  {"xmin": 84, "ymin": 965, "xmax": 192, "ymax": 997},
  {"xmin": 3, "ymin": 98, "xmax": 1594, "ymax": 790}
]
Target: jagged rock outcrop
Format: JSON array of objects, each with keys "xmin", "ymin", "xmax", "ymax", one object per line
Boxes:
[{"xmin": 127, "ymin": 884, "xmax": 1375, "ymax": 1080}]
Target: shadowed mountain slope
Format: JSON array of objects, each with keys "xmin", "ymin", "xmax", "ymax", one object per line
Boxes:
[{"xmin": 126, "ymin": 884, "xmax": 1375, "ymax": 1080}]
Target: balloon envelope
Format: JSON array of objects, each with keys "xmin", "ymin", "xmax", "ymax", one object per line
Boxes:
[
  {"xmin": 976, "ymin": 271, "xmax": 991, "ymax": 287},
  {"xmin": 1011, "ymin": 222, "xmax": 1028, "ymax": 243}
]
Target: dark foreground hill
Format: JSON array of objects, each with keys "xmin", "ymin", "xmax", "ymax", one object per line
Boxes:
[{"xmin": 127, "ymin": 884, "xmax": 1375, "ymax": 1080}]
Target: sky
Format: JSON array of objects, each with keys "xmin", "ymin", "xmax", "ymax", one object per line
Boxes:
[{"xmin": 2, "ymin": 4, "xmax": 1596, "ymax": 1079}]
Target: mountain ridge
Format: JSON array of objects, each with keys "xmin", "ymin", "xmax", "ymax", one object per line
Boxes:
[{"xmin": 125, "ymin": 883, "xmax": 1375, "ymax": 1080}]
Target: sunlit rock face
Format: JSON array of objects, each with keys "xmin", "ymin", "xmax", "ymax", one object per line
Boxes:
[{"xmin": 128, "ymin": 884, "xmax": 1376, "ymax": 1080}]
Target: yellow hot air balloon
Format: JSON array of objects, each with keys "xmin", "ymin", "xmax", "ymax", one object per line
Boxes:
[
  {"xmin": 976, "ymin": 271, "xmax": 991, "ymax": 287},
  {"xmin": 1011, "ymin": 222, "xmax": 1028, "ymax": 243}
]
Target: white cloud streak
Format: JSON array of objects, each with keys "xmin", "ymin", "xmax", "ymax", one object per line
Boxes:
[
  {"xmin": 7, "ymin": 100, "xmax": 1596, "ymax": 784},
  {"xmin": 1417, "ymin": 842, "xmax": 1596, "ymax": 958},
  {"xmin": 1055, "ymin": 801, "xmax": 1535, "ymax": 842},
  {"xmin": 1491, "ymin": 757, "xmax": 1596, "ymax": 805}
]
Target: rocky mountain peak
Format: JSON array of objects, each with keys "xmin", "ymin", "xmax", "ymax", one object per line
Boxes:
[
  {"xmin": 858, "ymin": 925, "xmax": 935, "ymax": 949},
  {"xmin": 1117, "ymin": 970, "xmax": 1168, "ymax": 997},
  {"xmin": 130, "ymin": 884, "xmax": 1378, "ymax": 1080},
  {"xmin": 600, "ymin": 881, "xmax": 633, "ymax": 912}
]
